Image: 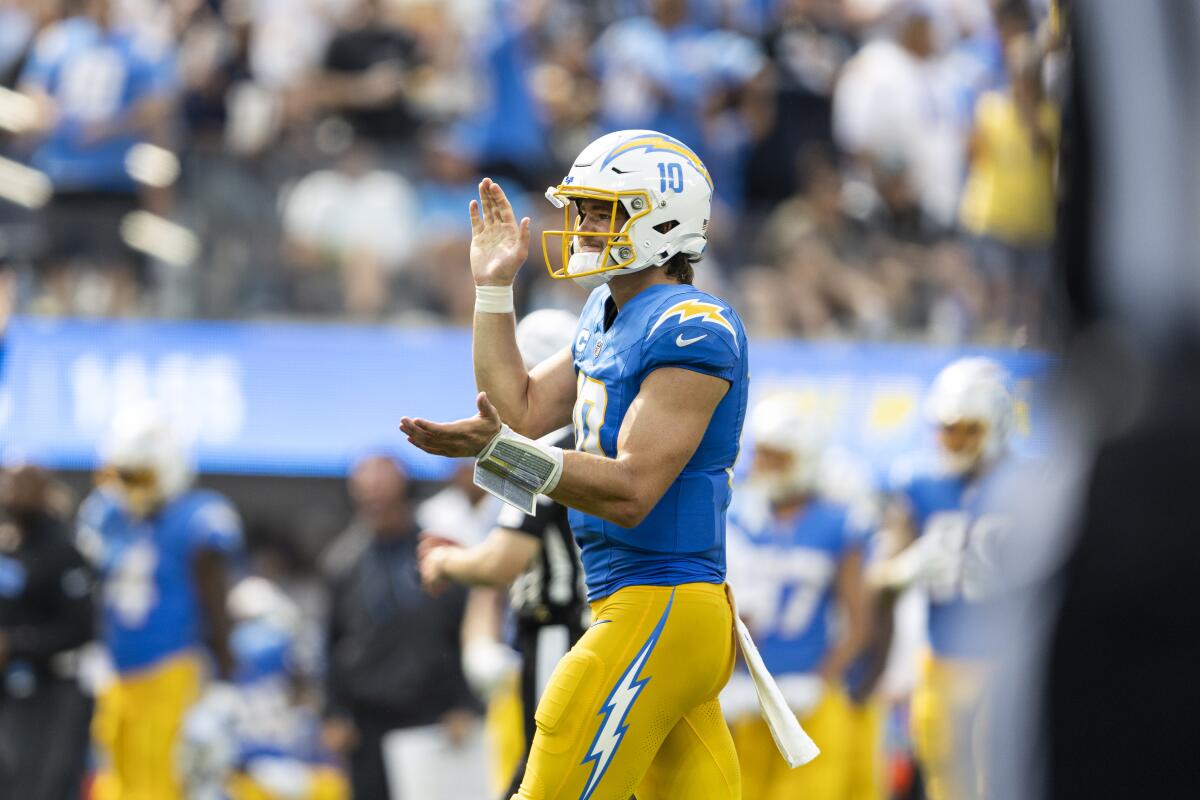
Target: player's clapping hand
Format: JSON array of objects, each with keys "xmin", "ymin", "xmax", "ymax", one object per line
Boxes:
[
  {"xmin": 400, "ymin": 392, "xmax": 503, "ymax": 458},
  {"xmin": 469, "ymin": 177, "xmax": 530, "ymax": 287}
]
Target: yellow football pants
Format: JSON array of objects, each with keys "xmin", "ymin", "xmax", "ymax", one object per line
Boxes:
[
  {"xmin": 910, "ymin": 653, "xmax": 989, "ymax": 800},
  {"xmin": 514, "ymin": 583, "xmax": 740, "ymax": 800},
  {"xmin": 732, "ymin": 684, "xmax": 852, "ymax": 800},
  {"xmin": 227, "ymin": 765, "xmax": 350, "ymax": 800},
  {"xmin": 488, "ymin": 671, "xmax": 528, "ymax": 795},
  {"xmin": 844, "ymin": 699, "xmax": 885, "ymax": 800},
  {"xmin": 91, "ymin": 653, "xmax": 203, "ymax": 800}
]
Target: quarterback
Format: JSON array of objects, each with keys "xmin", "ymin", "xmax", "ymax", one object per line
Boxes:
[{"xmin": 401, "ymin": 130, "xmax": 748, "ymax": 799}]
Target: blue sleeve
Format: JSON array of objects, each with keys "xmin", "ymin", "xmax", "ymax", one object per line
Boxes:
[
  {"xmin": 641, "ymin": 322, "xmax": 740, "ymax": 383},
  {"xmin": 128, "ymin": 48, "xmax": 177, "ymax": 103},
  {"xmin": 187, "ymin": 496, "xmax": 244, "ymax": 556},
  {"xmin": 19, "ymin": 27, "xmax": 62, "ymax": 90}
]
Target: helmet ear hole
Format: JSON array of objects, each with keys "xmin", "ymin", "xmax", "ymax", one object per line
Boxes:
[{"xmin": 653, "ymin": 220, "xmax": 679, "ymax": 234}]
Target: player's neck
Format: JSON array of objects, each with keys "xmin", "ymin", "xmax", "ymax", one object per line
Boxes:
[{"xmin": 608, "ymin": 267, "xmax": 678, "ymax": 310}]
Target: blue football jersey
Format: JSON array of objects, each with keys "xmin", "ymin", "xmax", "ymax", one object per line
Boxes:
[
  {"xmin": 230, "ymin": 619, "xmax": 326, "ymax": 763},
  {"xmin": 19, "ymin": 17, "xmax": 177, "ymax": 191},
  {"xmin": 77, "ymin": 488, "xmax": 243, "ymax": 673},
  {"xmin": 891, "ymin": 456, "xmax": 1010, "ymax": 659},
  {"xmin": 728, "ymin": 491, "xmax": 864, "ymax": 676},
  {"xmin": 569, "ymin": 283, "xmax": 750, "ymax": 600}
]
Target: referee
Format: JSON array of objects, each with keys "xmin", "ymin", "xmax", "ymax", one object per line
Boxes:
[
  {"xmin": 417, "ymin": 309, "xmax": 588, "ymax": 796},
  {"xmin": 0, "ymin": 465, "xmax": 95, "ymax": 800}
]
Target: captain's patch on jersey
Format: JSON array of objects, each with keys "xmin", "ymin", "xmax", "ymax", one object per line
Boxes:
[{"xmin": 647, "ymin": 300, "xmax": 736, "ymax": 340}]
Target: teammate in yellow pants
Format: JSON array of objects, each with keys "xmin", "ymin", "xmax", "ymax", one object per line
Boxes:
[
  {"xmin": 79, "ymin": 410, "xmax": 243, "ymax": 800},
  {"xmin": 722, "ymin": 394, "xmax": 872, "ymax": 800},
  {"xmin": 516, "ymin": 584, "xmax": 738, "ymax": 800},
  {"xmin": 910, "ymin": 652, "xmax": 989, "ymax": 800},
  {"xmin": 227, "ymin": 767, "xmax": 349, "ymax": 800},
  {"xmin": 91, "ymin": 654, "xmax": 203, "ymax": 800},
  {"xmin": 733, "ymin": 685, "xmax": 852, "ymax": 800},
  {"xmin": 843, "ymin": 698, "xmax": 886, "ymax": 800},
  {"xmin": 876, "ymin": 358, "xmax": 1018, "ymax": 800}
]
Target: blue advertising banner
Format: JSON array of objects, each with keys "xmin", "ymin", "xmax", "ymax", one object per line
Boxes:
[{"xmin": 0, "ymin": 317, "xmax": 1052, "ymax": 480}]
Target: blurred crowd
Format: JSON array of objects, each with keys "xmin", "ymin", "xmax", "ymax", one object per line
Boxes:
[{"xmin": 0, "ymin": 0, "xmax": 1067, "ymax": 344}]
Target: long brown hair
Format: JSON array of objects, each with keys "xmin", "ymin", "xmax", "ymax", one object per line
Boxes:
[{"xmin": 664, "ymin": 253, "xmax": 694, "ymax": 284}]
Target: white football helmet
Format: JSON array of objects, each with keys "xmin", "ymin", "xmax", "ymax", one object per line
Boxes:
[
  {"xmin": 99, "ymin": 404, "xmax": 192, "ymax": 516},
  {"xmin": 542, "ymin": 129, "xmax": 713, "ymax": 289},
  {"xmin": 228, "ymin": 576, "xmax": 302, "ymax": 635},
  {"xmin": 925, "ymin": 357, "xmax": 1014, "ymax": 474},
  {"xmin": 748, "ymin": 393, "xmax": 827, "ymax": 503},
  {"xmin": 515, "ymin": 308, "xmax": 579, "ymax": 369}
]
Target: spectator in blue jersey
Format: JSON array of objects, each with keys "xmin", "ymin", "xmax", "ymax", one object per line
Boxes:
[
  {"xmin": 452, "ymin": 1, "xmax": 550, "ymax": 189},
  {"xmin": 76, "ymin": 404, "xmax": 242, "ymax": 800},
  {"xmin": 16, "ymin": 0, "xmax": 177, "ymax": 315},
  {"xmin": 591, "ymin": 0, "xmax": 770, "ymax": 210}
]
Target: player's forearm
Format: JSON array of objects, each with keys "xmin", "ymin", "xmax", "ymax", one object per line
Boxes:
[
  {"xmin": 472, "ymin": 310, "xmax": 535, "ymax": 432},
  {"xmin": 549, "ymin": 450, "xmax": 662, "ymax": 528},
  {"xmin": 440, "ymin": 545, "xmax": 512, "ymax": 588}
]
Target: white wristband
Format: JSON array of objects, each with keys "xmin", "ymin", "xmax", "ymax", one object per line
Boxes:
[{"xmin": 475, "ymin": 285, "xmax": 515, "ymax": 314}]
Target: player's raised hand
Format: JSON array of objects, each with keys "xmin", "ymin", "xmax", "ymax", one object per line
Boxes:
[
  {"xmin": 400, "ymin": 392, "xmax": 503, "ymax": 458},
  {"xmin": 469, "ymin": 178, "xmax": 531, "ymax": 287}
]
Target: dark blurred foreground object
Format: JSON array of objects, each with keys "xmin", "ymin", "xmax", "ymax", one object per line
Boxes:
[
  {"xmin": 0, "ymin": 465, "xmax": 95, "ymax": 800},
  {"xmin": 1046, "ymin": 352, "xmax": 1200, "ymax": 800},
  {"xmin": 1032, "ymin": 1, "xmax": 1200, "ymax": 799}
]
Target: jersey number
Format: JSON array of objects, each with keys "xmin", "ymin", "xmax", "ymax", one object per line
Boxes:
[
  {"xmin": 658, "ymin": 162, "xmax": 684, "ymax": 193},
  {"xmin": 108, "ymin": 538, "xmax": 159, "ymax": 627},
  {"xmin": 921, "ymin": 512, "xmax": 1002, "ymax": 602},
  {"xmin": 573, "ymin": 373, "xmax": 608, "ymax": 456},
  {"xmin": 768, "ymin": 549, "xmax": 834, "ymax": 638}
]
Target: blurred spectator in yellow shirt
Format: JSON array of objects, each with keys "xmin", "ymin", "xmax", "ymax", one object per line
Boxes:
[{"xmin": 960, "ymin": 35, "xmax": 1059, "ymax": 341}]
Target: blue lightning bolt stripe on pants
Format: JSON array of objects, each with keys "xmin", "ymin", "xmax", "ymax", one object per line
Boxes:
[{"xmin": 513, "ymin": 583, "xmax": 741, "ymax": 800}]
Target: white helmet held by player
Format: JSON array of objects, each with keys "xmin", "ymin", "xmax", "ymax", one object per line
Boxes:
[
  {"xmin": 516, "ymin": 308, "xmax": 579, "ymax": 369},
  {"xmin": 100, "ymin": 403, "xmax": 193, "ymax": 517},
  {"xmin": 748, "ymin": 393, "xmax": 827, "ymax": 503},
  {"xmin": 924, "ymin": 357, "xmax": 1014, "ymax": 475},
  {"xmin": 542, "ymin": 129, "xmax": 713, "ymax": 290}
]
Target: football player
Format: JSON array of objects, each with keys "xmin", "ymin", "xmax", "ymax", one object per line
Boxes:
[
  {"xmin": 419, "ymin": 308, "xmax": 587, "ymax": 797},
  {"xmin": 79, "ymin": 407, "xmax": 243, "ymax": 800},
  {"xmin": 724, "ymin": 394, "xmax": 870, "ymax": 800},
  {"xmin": 181, "ymin": 576, "xmax": 348, "ymax": 800},
  {"xmin": 871, "ymin": 357, "xmax": 1015, "ymax": 800},
  {"xmin": 401, "ymin": 129, "xmax": 749, "ymax": 799}
]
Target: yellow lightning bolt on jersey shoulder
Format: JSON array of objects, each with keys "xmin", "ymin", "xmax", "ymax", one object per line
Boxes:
[{"xmin": 647, "ymin": 299, "xmax": 737, "ymax": 340}]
